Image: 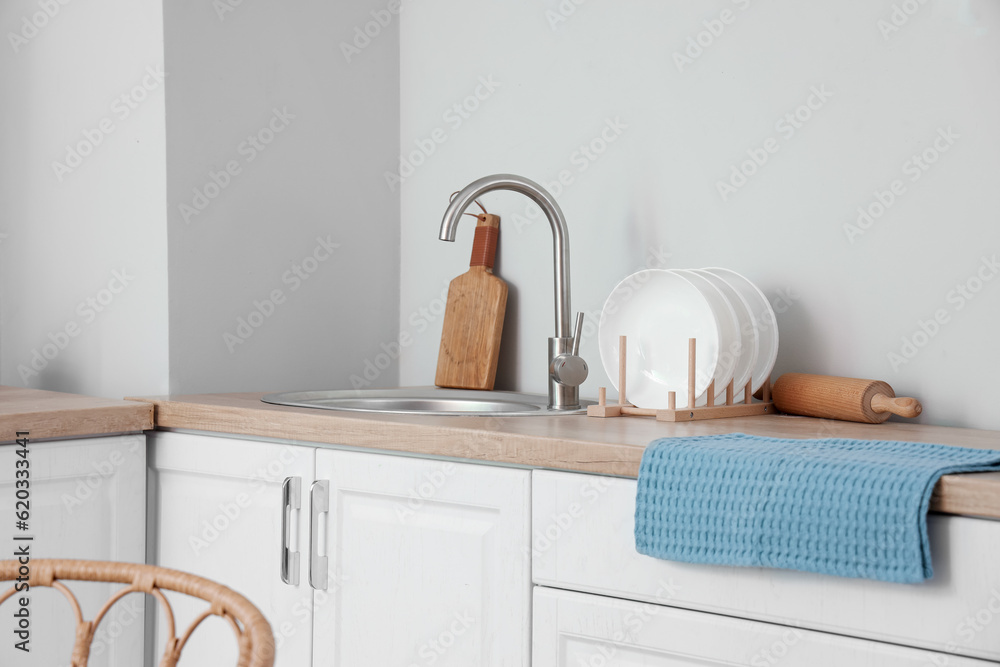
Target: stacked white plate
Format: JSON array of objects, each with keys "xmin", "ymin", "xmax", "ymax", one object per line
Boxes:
[{"xmin": 597, "ymin": 268, "xmax": 779, "ymax": 409}]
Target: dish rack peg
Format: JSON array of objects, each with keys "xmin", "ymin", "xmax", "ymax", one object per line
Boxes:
[{"xmin": 587, "ymin": 335, "xmax": 775, "ymax": 422}]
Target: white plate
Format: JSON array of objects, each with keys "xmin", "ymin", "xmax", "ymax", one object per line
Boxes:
[
  {"xmin": 673, "ymin": 270, "xmax": 737, "ymax": 405},
  {"xmin": 702, "ymin": 267, "xmax": 778, "ymax": 392},
  {"xmin": 692, "ymin": 269, "xmax": 759, "ymax": 398},
  {"xmin": 598, "ymin": 269, "xmax": 720, "ymax": 409}
]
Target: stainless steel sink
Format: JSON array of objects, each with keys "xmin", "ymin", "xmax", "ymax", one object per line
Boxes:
[{"xmin": 261, "ymin": 387, "xmax": 592, "ymax": 417}]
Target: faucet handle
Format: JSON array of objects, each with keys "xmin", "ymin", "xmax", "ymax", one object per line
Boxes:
[
  {"xmin": 551, "ymin": 354, "xmax": 589, "ymax": 388},
  {"xmin": 551, "ymin": 312, "xmax": 589, "ymax": 388},
  {"xmin": 571, "ymin": 312, "xmax": 584, "ymax": 356}
]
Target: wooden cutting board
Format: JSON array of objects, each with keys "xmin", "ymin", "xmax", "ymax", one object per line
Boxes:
[{"xmin": 435, "ymin": 213, "xmax": 508, "ymax": 390}]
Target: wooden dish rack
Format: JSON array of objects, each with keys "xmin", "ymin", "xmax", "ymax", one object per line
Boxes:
[{"xmin": 587, "ymin": 335, "xmax": 774, "ymax": 422}]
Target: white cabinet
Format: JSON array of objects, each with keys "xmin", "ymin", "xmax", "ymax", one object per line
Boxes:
[
  {"xmin": 0, "ymin": 435, "xmax": 146, "ymax": 667},
  {"xmin": 312, "ymin": 449, "xmax": 531, "ymax": 666},
  {"xmin": 147, "ymin": 432, "xmax": 531, "ymax": 667},
  {"xmin": 533, "ymin": 469, "xmax": 1000, "ymax": 662},
  {"xmin": 148, "ymin": 431, "xmax": 314, "ymax": 666},
  {"xmin": 533, "ymin": 587, "xmax": 996, "ymax": 666},
  {"xmin": 149, "ymin": 431, "xmax": 999, "ymax": 667}
]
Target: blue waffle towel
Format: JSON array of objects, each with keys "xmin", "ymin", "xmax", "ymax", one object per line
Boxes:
[{"xmin": 634, "ymin": 433, "xmax": 1000, "ymax": 583}]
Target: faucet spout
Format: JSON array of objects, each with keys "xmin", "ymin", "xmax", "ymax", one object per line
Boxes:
[
  {"xmin": 439, "ymin": 174, "xmax": 572, "ymax": 338},
  {"xmin": 439, "ymin": 174, "xmax": 587, "ymax": 410}
]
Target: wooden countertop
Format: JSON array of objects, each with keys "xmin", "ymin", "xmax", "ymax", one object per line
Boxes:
[
  {"xmin": 1, "ymin": 386, "xmax": 153, "ymax": 442},
  {"xmin": 131, "ymin": 392, "xmax": 1000, "ymax": 520}
]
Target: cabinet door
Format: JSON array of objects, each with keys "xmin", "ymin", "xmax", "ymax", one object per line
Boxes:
[
  {"xmin": 312, "ymin": 449, "xmax": 531, "ymax": 666},
  {"xmin": 148, "ymin": 431, "xmax": 314, "ymax": 667},
  {"xmin": 533, "ymin": 587, "xmax": 997, "ymax": 666},
  {"xmin": 0, "ymin": 435, "xmax": 146, "ymax": 667},
  {"xmin": 533, "ymin": 470, "xmax": 1000, "ymax": 661}
]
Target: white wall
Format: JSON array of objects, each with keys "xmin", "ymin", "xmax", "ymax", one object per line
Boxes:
[
  {"xmin": 0, "ymin": 0, "xmax": 169, "ymax": 398},
  {"xmin": 399, "ymin": 0, "xmax": 1000, "ymax": 430},
  {"xmin": 1, "ymin": 0, "xmax": 400, "ymax": 398},
  {"xmin": 3, "ymin": 0, "xmax": 997, "ymax": 429},
  {"xmin": 164, "ymin": 0, "xmax": 401, "ymax": 394}
]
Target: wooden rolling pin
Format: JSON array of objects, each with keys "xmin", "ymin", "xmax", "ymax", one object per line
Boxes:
[{"xmin": 772, "ymin": 373, "xmax": 922, "ymax": 424}]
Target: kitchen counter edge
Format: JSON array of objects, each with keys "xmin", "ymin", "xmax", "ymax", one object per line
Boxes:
[
  {"xmin": 1, "ymin": 386, "xmax": 153, "ymax": 443},
  {"xmin": 129, "ymin": 392, "xmax": 1000, "ymax": 520}
]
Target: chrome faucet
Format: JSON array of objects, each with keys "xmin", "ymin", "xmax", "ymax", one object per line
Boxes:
[{"xmin": 439, "ymin": 174, "xmax": 588, "ymax": 410}]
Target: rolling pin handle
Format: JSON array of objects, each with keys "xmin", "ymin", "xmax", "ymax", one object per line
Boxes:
[{"xmin": 871, "ymin": 394, "xmax": 922, "ymax": 419}]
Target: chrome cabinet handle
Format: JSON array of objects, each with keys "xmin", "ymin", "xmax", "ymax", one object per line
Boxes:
[
  {"xmin": 280, "ymin": 477, "xmax": 301, "ymax": 586},
  {"xmin": 309, "ymin": 480, "xmax": 330, "ymax": 590}
]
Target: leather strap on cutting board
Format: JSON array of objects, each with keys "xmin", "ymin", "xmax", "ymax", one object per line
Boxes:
[{"xmin": 470, "ymin": 223, "xmax": 499, "ymax": 270}]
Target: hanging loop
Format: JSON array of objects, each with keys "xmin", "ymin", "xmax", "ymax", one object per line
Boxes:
[{"xmin": 449, "ymin": 191, "xmax": 489, "ymax": 217}]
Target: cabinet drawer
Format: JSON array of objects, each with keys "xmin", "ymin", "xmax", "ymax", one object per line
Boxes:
[
  {"xmin": 532, "ymin": 470, "xmax": 1000, "ymax": 661},
  {"xmin": 534, "ymin": 587, "xmax": 996, "ymax": 666}
]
